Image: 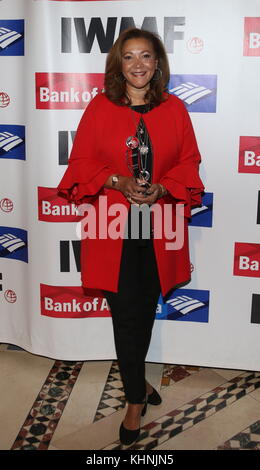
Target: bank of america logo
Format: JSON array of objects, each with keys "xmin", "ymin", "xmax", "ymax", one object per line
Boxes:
[
  {"xmin": 156, "ymin": 288, "xmax": 210, "ymax": 322},
  {"xmin": 166, "ymin": 295, "xmax": 205, "ymax": 315},
  {"xmin": 0, "ymin": 233, "xmax": 25, "ymax": 255},
  {"xmin": 0, "ymin": 125, "xmax": 25, "ymax": 160},
  {"xmin": 0, "ymin": 227, "xmax": 28, "ymax": 262},
  {"xmin": 0, "ymin": 20, "xmax": 24, "ymax": 55},
  {"xmin": 192, "ymin": 205, "xmax": 208, "ymax": 216},
  {"xmin": 189, "ymin": 192, "xmax": 213, "ymax": 227},
  {"xmin": 0, "ymin": 27, "xmax": 22, "ymax": 49},
  {"xmin": 168, "ymin": 74, "xmax": 217, "ymax": 113},
  {"xmin": 0, "ymin": 131, "xmax": 23, "ymax": 152},
  {"xmin": 170, "ymin": 82, "xmax": 212, "ymax": 105}
]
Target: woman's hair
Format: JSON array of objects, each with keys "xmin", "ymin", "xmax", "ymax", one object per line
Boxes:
[{"xmin": 104, "ymin": 28, "xmax": 170, "ymax": 107}]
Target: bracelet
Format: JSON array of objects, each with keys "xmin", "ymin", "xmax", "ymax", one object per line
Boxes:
[{"xmin": 111, "ymin": 175, "xmax": 120, "ymax": 188}]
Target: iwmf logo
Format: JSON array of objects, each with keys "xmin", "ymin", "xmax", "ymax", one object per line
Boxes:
[{"xmin": 61, "ymin": 17, "xmax": 185, "ymax": 54}]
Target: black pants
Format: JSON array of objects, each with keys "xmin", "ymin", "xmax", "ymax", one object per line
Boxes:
[{"xmin": 104, "ymin": 237, "xmax": 161, "ymax": 404}]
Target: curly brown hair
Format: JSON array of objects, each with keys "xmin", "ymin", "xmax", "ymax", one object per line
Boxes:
[{"xmin": 104, "ymin": 28, "xmax": 170, "ymax": 107}]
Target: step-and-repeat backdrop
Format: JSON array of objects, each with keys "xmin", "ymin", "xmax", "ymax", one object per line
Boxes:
[{"xmin": 1, "ymin": 0, "xmax": 260, "ymax": 369}]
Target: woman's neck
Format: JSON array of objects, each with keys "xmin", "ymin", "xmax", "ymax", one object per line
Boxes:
[{"xmin": 126, "ymin": 84, "xmax": 149, "ymax": 106}]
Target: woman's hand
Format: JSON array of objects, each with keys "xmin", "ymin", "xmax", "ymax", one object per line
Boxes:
[
  {"xmin": 130, "ymin": 181, "xmax": 167, "ymax": 205},
  {"xmin": 105, "ymin": 175, "xmax": 167, "ymax": 205},
  {"xmin": 117, "ymin": 176, "xmax": 148, "ymax": 204}
]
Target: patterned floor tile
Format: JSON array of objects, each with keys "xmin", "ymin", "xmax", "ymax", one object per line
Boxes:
[
  {"xmin": 94, "ymin": 361, "xmax": 204, "ymax": 423},
  {"xmin": 3, "ymin": 344, "xmax": 260, "ymax": 451},
  {"xmin": 161, "ymin": 364, "xmax": 203, "ymax": 387},
  {"xmin": 102, "ymin": 371, "xmax": 260, "ymax": 450},
  {"xmin": 218, "ymin": 420, "xmax": 260, "ymax": 450},
  {"xmin": 5, "ymin": 355, "xmax": 201, "ymax": 440},
  {"xmin": 94, "ymin": 361, "xmax": 126, "ymax": 422},
  {"xmin": 11, "ymin": 360, "xmax": 83, "ymax": 450}
]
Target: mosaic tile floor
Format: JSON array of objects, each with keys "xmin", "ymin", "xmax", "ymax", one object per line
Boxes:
[
  {"xmin": 1, "ymin": 343, "xmax": 260, "ymax": 452},
  {"xmin": 218, "ymin": 420, "xmax": 260, "ymax": 450}
]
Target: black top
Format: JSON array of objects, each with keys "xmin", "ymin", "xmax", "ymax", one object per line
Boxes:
[
  {"xmin": 130, "ymin": 104, "xmax": 150, "ymax": 113},
  {"xmin": 126, "ymin": 105, "xmax": 153, "ymax": 244}
]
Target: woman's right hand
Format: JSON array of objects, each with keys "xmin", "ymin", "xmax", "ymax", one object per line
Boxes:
[{"xmin": 117, "ymin": 176, "xmax": 148, "ymax": 203}]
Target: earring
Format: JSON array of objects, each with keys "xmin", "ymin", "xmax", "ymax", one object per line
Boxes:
[{"xmin": 152, "ymin": 68, "xmax": 163, "ymax": 81}]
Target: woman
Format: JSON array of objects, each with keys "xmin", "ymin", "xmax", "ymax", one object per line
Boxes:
[{"xmin": 58, "ymin": 28, "xmax": 204, "ymax": 447}]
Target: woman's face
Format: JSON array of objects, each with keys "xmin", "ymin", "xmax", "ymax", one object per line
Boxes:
[{"xmin": 121, "ymin": 38, "xmax": 158, "ymax": 93}]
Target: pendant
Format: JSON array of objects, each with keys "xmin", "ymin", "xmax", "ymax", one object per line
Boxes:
[
  {"xmin": 126, "ymin": 136, "xmax": 139, "ymax": 150},
  {"xmin": 139, "ymin": 145, "xmax": 149, "ymax": 155},
  {"xmin": 139, "ymin": 170, "xmax": 150, "ymax": 181}
]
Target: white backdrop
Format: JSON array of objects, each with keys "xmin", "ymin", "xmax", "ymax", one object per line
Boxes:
[{"xmin": 1, "ymin": 0, "xmax": 260, "ymax": 370}]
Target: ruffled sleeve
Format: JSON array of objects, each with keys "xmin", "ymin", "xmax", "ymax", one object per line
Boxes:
[
  {"xmin": 159, "ymin": 102, "xmax": 204, "ymax": 218},
  {"xmin": 57, "ymin": 96, "xmax": 116, "ymax": 205}
]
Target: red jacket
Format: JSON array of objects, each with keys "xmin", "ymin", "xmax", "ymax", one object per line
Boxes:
[{"xmin": 57, "ymin": 93, "xmax": 204, "ymax": 296}]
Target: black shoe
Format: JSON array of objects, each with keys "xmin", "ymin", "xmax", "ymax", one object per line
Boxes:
[
  {"xmin": 119, "ymin": 422, "xmax": 140, "ymax": 446},
  {"xmin": 120, "ymin": 400, "xmax": 147, "ymax": 446},
  {"xmin": 147, "ymin": 388, "xmax": 162, "ymax": 405}
]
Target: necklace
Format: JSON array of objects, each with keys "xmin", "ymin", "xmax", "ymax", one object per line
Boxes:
[
  {"xmin": 126, "ymin": 104, "xmax": 151, "ymax": 182},
  {"xmin": 136, "ymin": 119, "xmax": 149, "ymax": 181}
]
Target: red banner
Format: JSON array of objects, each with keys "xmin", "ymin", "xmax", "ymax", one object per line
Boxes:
[
  {"xmin": 233, "ymin": 242, "xmax": 260, "ymax": 277},
  {"xmin": 35, "ymin": 73, "xmax": 104, "ymax": 109},
  {"xmin": 40, "ymin": 284, "xmax": 111, "ymax": 318}
]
